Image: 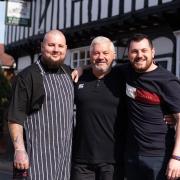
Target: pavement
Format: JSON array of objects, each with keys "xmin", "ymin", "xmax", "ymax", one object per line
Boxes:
[
  {"xmin": 0, "ymin": 133, "xmax": 13, "ymax": 174},
  {"xmin": 0, "ymin": 126, "xmax": 13, "ymax": 178},
  {"xmin": 0, "ymin": 157, "xmax": 12, "ymax": 172},
  {"xmin": 0, "ymin": 146, "xmax": 13, "ymax": 180}
]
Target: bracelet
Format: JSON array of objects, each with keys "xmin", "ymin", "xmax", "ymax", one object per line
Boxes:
[{"xmin": 171, "ymin": 155, "xmax": 180, "ymax": 161}]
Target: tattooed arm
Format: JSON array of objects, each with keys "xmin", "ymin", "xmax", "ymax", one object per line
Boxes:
[
  {"xmin": 166, "ymin": 113, "xmax": 180, "ymax": 180},
  {"xmin": 8, "ymin": 122, "xmax": 29, "ymax": 170}
]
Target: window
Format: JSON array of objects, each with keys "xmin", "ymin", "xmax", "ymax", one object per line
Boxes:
[
  {"xmin": 155, "ymin": 57, "xmax": 172, "ymax": 72},
  {"xmin": 70, "ymin": 47, "xmax": 90, "ymax": 68}
]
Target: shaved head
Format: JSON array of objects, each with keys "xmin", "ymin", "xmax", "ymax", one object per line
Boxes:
[
  {"xmin": 41, "ymin": 30, "xmax": 67, "ymax": 69},
  {"xmin": 42, "ymin": 30, "xmax": 66, "ymax": 45}
]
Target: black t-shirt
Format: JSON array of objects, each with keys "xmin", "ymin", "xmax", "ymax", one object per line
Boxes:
[
  {"xmin": 73, "ymin": 68, "xmax": 126, "ymax": 163},
  {"xmin": 123, "ymin": 63, "xmax": 180, "ymax": 156}
]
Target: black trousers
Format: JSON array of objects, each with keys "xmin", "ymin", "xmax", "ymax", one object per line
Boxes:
[
  {"xmin": 125, "ymin": 154, "xmax": 170, "ymax": 180},
  {"xmin": 71, "ymin": 162, "xmax": 124, "ymax": 180}
]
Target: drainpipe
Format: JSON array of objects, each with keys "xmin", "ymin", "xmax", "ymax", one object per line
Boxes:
[{"xmin": 174, "ymin": 30, "xmax": 180, "ymax": 78}]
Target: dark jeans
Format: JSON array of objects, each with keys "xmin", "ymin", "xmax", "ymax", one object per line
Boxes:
[
  {"xmin": 125, "ymin": 154, "xmax": 170, "ymax": 180},
  {"xmin": 71, "ymin": 162, "xmax": 124, "ymax": 180}
]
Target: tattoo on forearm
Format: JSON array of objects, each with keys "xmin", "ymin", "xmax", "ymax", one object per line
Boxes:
[
  {"xmin": 13, "ymin": 136, "xmax": 24, "ymax": 150},
  {"xmin": 14, "ymin": 136, "xmax": 19, "ymax": 143}
]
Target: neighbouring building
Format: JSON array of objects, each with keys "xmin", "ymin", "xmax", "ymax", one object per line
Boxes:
[
  {"xmin": 0, "ymin": 44, "xmax": 15, "ymax": 156},
  {"xmin": 0, "ymin": 44, "xmax": 15, "ymax": 70},
  {"xmin": 4, "ymin": 0, "xmax": 180, "ymax": 77}
]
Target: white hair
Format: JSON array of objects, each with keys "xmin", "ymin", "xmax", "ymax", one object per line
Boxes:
[{"xmin": 90, "ymin": 36, "xmax": 115, "ymax": 53}]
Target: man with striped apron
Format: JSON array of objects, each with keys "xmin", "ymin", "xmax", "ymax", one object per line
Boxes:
[{"xmin": 8, "ymin": 30, "xmax": 74, "ymax": 180}]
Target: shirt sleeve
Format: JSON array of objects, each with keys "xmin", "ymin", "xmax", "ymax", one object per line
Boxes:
[
  {"xmin": 161, "ymin": 76, "xmax": 180, "ymax": 113},
  {"xmin": 8, "ymin": 75, "xmax": 29, "ymax": 125}
]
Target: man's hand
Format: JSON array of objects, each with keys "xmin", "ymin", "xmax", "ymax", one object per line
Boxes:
[
  {"xmin": 14, "ymin": 149, "xmax": 29, "ymax": 169},
  {"xmin": 71, "ymin": 67, "xmax": 84, "ymax": 83},
  {"xmin": 8, "ymin": 122, "xmax": 29, "ymax": 170},
  {"xmin": 166, "ymin": 113, "xmax": 180, "ymax": 179},
  {"xmin": 166, "ymin": 158, "xmax": 180, "ymax": 180}
]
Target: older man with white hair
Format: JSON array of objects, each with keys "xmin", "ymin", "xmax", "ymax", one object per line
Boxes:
[{"xmin": 71, "ymin": 36, "xmax": 126, "ymax": 180}]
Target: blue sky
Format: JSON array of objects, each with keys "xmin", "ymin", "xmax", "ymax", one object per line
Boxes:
[{"xmin": 0, "ymin": 2, "xmax": 5, "ymax": 43}]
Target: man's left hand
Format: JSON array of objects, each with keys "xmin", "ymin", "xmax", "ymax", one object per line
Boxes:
[{"xmin": 166, "ymin": 158, "xmax": 180, "ymax": 180}]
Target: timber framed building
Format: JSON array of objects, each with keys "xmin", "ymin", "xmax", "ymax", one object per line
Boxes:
[{"xmin": 4, "ymin": 0, "xmax": 180, "ymax": 77}]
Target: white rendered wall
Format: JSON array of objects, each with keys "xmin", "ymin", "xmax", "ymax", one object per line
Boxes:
[{"xmin": 17, "ymin": 56, "xmax": 31, "ymax": 71}]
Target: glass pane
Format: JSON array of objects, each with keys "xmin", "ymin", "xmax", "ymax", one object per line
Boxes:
[
  {"xmin": 79, "ymin": 60, "xmax": 85, "ymax": 66},
  {"xmin": 157, "ymin": 61, "xmax": 168, "ymax": 69},
  {"xmin": 73, "ymin": 53, "xmax": 78, "ymax": 60},
  {"xmin": 73, "ymin": 61, "xmax": 77, "ymax": 68},
  {"xmin": 80, "ymin": 51, "xmax": 85, "ymax": 59},
  {"xmin": 87, "ymin": 51, "xmax": 90, "ymax": 58},
  {"xmin": 86, "ymin": 60, "xmax": 91, "ymax": 65}
]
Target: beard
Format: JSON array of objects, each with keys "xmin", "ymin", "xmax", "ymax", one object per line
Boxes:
[
  {"xmin": 93, "ymin": 64, "xmax": 111, "ymax": 74},
  {"xmin": 131, "ymin": 58, "xmax": 153, "ymax": 73},
  {"xmin": 42, "ymin": 57, "xmax": 64, "ymax": 69}
]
